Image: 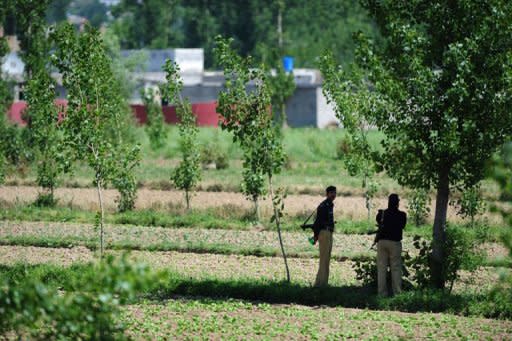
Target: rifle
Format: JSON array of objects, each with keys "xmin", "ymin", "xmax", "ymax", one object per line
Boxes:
[
  {"xmin": 369, "ymin": 209, "xmax": 385, "ymax": 250},
  {"xmin": 300, "ymin": 210, "xmax": 318, "ymax": 245}
]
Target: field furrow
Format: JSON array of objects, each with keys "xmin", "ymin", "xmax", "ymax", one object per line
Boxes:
[
  {"xmin": 0, "ymin": 245, "xmax": 503, "ymax": 293},
  {"xmin": 0, "ymin": 220, "xmax": 508, "ymax": 264}
]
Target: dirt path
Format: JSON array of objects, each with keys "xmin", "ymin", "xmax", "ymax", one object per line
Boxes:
[{"xmin": 1, "ymin": 185, "xmax": 499, "ymax": 223}]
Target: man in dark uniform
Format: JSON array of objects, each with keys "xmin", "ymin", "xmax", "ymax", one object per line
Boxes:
[
  {"xmin": 376, "ymin": 193, "xmax": 407, "ymax": 296},
  {"xmin": 313, "ymin": 185, "xmax": 336, "ymax": 287}
]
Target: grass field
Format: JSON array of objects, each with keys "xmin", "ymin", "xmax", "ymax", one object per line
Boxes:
[{"xmin": 1, "ymin": 127, "xmax": 511, "ymax": 339}]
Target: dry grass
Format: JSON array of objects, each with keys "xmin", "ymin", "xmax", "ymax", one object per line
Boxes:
[{"xmin": 0, "ymin": 185, "xmax": 503, "ymax": 223}]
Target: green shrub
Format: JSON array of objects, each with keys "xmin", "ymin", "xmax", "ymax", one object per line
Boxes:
[
  {"xmin": 141, "ymin": 87, "xmax": 166, "ymax": 150},
  {"xmin": 407, "ymin": 189, "xmax": 431, "ymax": 226},
  {"xmin": 336, "ymin": 137, "xmax": 351, "ymax": 160},
  {"xmin": 452, "ymin": 184, "xmax": 486, "ymax": 227},
  {"xmin": 0, "ymin": 255, "xmax": 164, "ymax": 339},
  {"xmin": 33, "ymin": 193, "xmax": 58, "ymax": 208},
  {"xmin": 353, "ymin": 230, "xmax": 483, "ymax": 293},
  {"xmin": 200, "ymin": 141, "xmax": 229, "ymax": 170}
]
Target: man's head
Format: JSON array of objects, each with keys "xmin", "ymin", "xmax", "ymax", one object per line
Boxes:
[
  {"xmin": 326, "ymin": 185, "xmax": 337, "ymax": 201},
  {"xmin": 388, "ymin": 193, "xmax": 400, "ymax": 209}
]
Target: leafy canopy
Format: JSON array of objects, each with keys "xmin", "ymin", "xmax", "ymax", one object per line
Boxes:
[{"xmin": 320, "ymin": 0, "xmax": 512, "ymax": 191}]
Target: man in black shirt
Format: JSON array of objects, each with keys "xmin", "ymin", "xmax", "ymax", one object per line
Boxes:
[
  {"xmin": 313, "ymin": 186, "xmax": 336, "ymax": 287},
  {"xmin": 376, "ymin": 193, "xmax": 407, "ymax": 296}
]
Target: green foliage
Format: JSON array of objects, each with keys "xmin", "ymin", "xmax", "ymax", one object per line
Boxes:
[
  {"xmin": 268, "ymin": 64, "xmax": 296, "ymax": 127},
  {"xmin": 141, "ymin": 87, "xmax": 167, "ymax": 150},
  {"xmin": 354, "ymin": 231, "xmax": 482, "ymax": 293},
  {"xmin": 215, "ymin": 36, "xmax": 286, "ymax": 218},
  {"xmin": 451, "ymin": 184, "xmax": 486, "ymax": 227},
  {"xmin": 25, "ymin": 69, "xmax": 70, "ymax": 205},
  {"xmin": 111, "ymin": 0, "xmax": 180, "ymax": 49},
  {"xmin": 408, "ymin": 189, "xmax": 431, "ymax": 227},
  {"xmin": 7, "ymin": 0, "xmax": 51, "ymax": 75},
  {"xmin": 45, "ymin": 0, "xmax": 71, "ymax": 23},
  {"xmin": 487, "ymin": 142, "xmax": 512, "ymax": 319},
  {"xmin": 320, "ymin": 55, "xmax": 379, "ymax": 220},
  {"xmin": 103, "ymin": 27, "xmax": 148, "ymax": 107},
  {"xmin": 112, "ymin": 144, "xmax": 141, "ymax": 212},
  {"xmin": 215, "ymin": 36, "xmax": 289, "ymax": 281},
  {"xmin": 163, "ymin": 60, "xmax": 201, "ymax": 210},
  {"xmin": 200, "ymin": 139, "xmax": 229, "ymax": 170},
  {"xmin": 320, "ymin": 0, "xmax": 512, "ymax": 288},
  {"xmin": 111, "ymin": 1, "xmax": 377, "ymax": 68},
  {"xmin": 69, "ymin": 0, "xmax": 108, "ymax": 27},
  {"xmin": 52, "ymin": 23, "xmax": 140, "ymax": 252},
  {"xmin": 0, "ymin": 255, "xmax": 164, "ymax": 339}
]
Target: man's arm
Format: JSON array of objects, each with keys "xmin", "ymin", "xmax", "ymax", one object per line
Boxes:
[
  {"xmin": 401, "ymin": 212, "xmax": 407, "ymax": 230},
  {"xmin": 314, "ymin": 203, "xmax": 327, "ymax": 228}
]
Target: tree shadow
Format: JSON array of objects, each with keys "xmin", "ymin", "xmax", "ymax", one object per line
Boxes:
[{"xmin": 148, "ymin": 276, "xmax": 470, "ymax": 315}]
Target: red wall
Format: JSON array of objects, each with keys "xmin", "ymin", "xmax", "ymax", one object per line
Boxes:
[
  {"xmin": 131, "ymin": 101, "xmax": 219, "ymax": 127},
  {"xmin": 6, "ymin": 100, "xmax": 219, "ymax": 127}
]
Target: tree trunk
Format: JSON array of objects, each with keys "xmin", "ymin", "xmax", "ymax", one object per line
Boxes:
[
  {"xmin": 185, "ymin": 189, "xmax": 190, "ymax": 211},
  {"xmin": 268, "ymin": 176, "xmax": 290, "ymax": 282},
  {"xmin": 96, "ymin": 176, "xmax": 105, "ymax": 258},
  {"xmin": 431, "ymin": 170, "xmax": 450, "ymax": 289},
  {"xmin": 363, "ymin": 172, "xmax": 371, "ymax": 221},
  {"xmin": 277, "ymin": 5, "xmax": 283, "ymax": 51},
  {"xmin": 281, "ymin": 103, "xmax": 288, "ymax": 129},
  {"xmin": 253, "ymin": 195, "xmax": 260, "ymax": 222}
]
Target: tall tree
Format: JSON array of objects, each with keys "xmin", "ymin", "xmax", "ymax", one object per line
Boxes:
[
  {"xmin": 11, "ymin": 0, "xmax": 51, "ymax": 76},
  {"xmin": 163, "ymin": 60, "xmax": 201, "ymax": 210},
  {"xmin": 25, "ymin": 69, "xmax": 69, "ymax": 206},
  {"xmin": 46, "ymin": 0, "xmax": 72, "ymax": 24},
  {"xmin": 52, "ymin": 23, "xmax": 140, "ymax": 255},
  {"xmin": 321, "ymin": 0, "xmax": 512, "ymax": 288},
  {"xmin": 68, "ymin": 0, "xmax": 108, "ymax": 27},
  {"xmin": 111, "ymin": 0, "xmax": 180, "ymax": 49},
  {"xmin": 0, "ymin": 5, "xmax": 14, "ymax": 185},
  {"xmin": 216, "ymin": 37, "xmax": 290, "ymax": 282}
]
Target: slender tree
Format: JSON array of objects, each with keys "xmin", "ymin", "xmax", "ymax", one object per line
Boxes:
[
  {"xmin": 163, "ymin": 60, "xmax": 201, "ymax": 210},
  {"xmin": 320, "ymin": 0, "xmax": 512, "ymax": 288},
  {"xmin": 141, "ymin": 87, "xmax": 167, "ymax": 150},
  {"xmin": 268, "ymin": 64, "xmax": 295, "ymax": 128},
  {"xmin": 25, "ymin": 70, "xmax": 70, "ymax": 206},
  {"xmin": 52, "ymin": 23, "xmax": 139, "ymax": 255},
  {"xmin": 215, "ymin": 37, "xmax": 290, "ymax": 282},
  {"xmin": 0, "ymin": 6, "xmax": 13, "ymax": 185}
]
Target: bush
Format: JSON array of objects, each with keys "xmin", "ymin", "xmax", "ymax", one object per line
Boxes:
[
  {"xmin": 200, "ymin": 142, "xmax": 229, "ymax": 170},
  {"xmin": 353, "ymin": 230, "xmax": 483, "ymax": 293},
  {"xmin": 0, "ymin": 255, "xmax": 164, "ymax": 339},
  {"xmin": 407, "ymin": 189, "xmax": 431, "ymax": 226},
  {"xmin": 33, "ymin": 193, "xmax": 58, "ymax": 208},
  {"xmin": 336, "ymin": 137, "xmax": 351, "ymax": 160},
  {"xmin": 451, "ymin": 185, "xmax": 486, "ymax": 227}
]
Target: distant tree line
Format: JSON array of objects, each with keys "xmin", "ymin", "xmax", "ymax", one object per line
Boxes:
[{"xmin": 5, "ymin": 0, "xmax": 379, "ymax": 69}]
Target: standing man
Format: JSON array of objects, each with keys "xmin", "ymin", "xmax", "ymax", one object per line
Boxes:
[
  {"xmin": 313, "ymin": 185, "xmax": 336, "ymax": 287},
  {"xmin": 376, "ymin": 193, "xmax": 407, "ymax": 296}
]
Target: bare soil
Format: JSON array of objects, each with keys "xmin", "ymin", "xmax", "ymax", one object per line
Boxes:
[{"xmin": 0, "ymin": 220, "xmax": 509, "ymax": 263}]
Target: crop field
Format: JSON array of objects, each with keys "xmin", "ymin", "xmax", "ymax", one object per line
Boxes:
[{"xmin": 1, "ymin": 127, "xmax": 511, "ymax": 340}]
